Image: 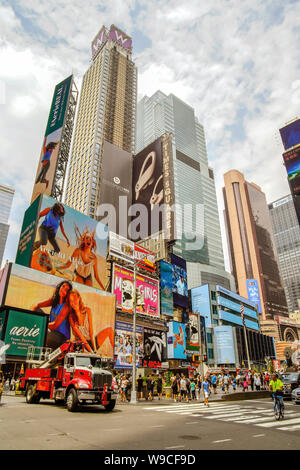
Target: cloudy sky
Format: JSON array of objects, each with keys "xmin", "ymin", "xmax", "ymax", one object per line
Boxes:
[{"xmin": 1, "ymin": 0, "xmax": 300, "ymax": 270}]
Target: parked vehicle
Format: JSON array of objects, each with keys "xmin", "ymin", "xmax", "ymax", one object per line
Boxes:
[
  {"xmin": 19, "ymin": 341, "xmax": 117, "ymax": 412},
  {"xmin": 280, "ymin": 372, "xmax": 300, "ymax": 398},
  {"xmin": 291, "ymin": 387, "xmax": 300, "ymax": 404}
]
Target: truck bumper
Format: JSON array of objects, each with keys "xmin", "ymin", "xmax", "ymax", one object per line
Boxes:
[{"xmin": 78, "ymin": 390, "xmax": 118, "ymax": 402}]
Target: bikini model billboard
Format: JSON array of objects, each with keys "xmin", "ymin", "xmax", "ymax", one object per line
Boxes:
[
  {"xmin": 31, "ymin": 75, "xmax": 73, "ymax": 204},
  {"xmin": 16, "ymin": 194, "xmax": 108, "ymax": 291},
  {"xmin": 167, "ymin": 321, "xmax": 187, "ymax": 360},
  {"xmin": 1, "ymin": 263, "xmax": 115, "ymax": 358}
]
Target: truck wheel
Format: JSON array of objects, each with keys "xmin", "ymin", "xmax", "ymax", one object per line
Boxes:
[
  {"xmin": 66, "ymin": 389, "xmax": 78, "ymax": 412},
  {"xmin": 104, "ymin": 399, "xmax": 116, "ymax": 412},
  {"xmin": 26, "ymin": 385, "xmax": 36, "ymax": 404}
]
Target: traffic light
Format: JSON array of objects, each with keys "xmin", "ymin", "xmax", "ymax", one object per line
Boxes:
[{"xmin": 202, "ymin": 353, "xmax": 207, "ymax": 363}]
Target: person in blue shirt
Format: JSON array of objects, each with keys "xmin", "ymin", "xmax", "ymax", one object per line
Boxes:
[
  {"xmin": 35, "ymin": 141, "xmax": 58, "ymax": 189},
  {"xmin": 211, "ymin": 374, "xmax": 217, "ymax": 394},
  {"xmin": 202, "ymin": 377, "xmax": 211, "ymax": 406},
  {"xmin": 33, "ymin": 203, "xmax": 70, "ymax": 254}
]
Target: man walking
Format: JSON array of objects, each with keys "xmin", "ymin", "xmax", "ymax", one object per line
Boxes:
[{"xmin": 202, "ymin": 376, "xmax": 211, "ymax": 406}]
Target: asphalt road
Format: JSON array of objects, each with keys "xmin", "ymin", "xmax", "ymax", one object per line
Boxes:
[{"xmin": 1, "ymin": 394, "xmax": 300, "ymax": 451}]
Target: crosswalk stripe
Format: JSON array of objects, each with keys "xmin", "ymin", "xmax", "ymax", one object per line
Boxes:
[
  {"xmin": 280, "ymin": 425, "xmax": 300, "ymax": 431},
  {"xmin": 143, "ymin": 403, "xmax": 233, "ymax": 411},
  {"xmin": 256, "ymin": 417, "xmax": 300, "ymax": 428},
  {"xmin": 165, "ymin": 406, "xmax": 242, "ymax": 414}
]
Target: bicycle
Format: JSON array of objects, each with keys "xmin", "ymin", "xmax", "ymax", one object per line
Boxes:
[{"xmin": 272, "ymin": 393, "xmax": 284, "ymax": 420}]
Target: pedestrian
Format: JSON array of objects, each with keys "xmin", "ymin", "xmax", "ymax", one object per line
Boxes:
[
  {"xmin": 186, "ymin": 377, "xmax": 191, "ymax": 400},
  {"xmin": 190, "ymin": 379, "xmax": 196, "ymax": 400},
  {"xmin": 243, "ymin": 377, "xmax": 248, "ymax": 392},
  {"xmin": 196, "ymin": 375, "xmax": 201, "ymax": 400},
  {"xmin": 120, "ymin": 375, "xmax": 128, "ymax": 402},
  {"xmin": 202, "ymin": 376, "xmax": 211, "ymax": 406},
  {"xmin": 254, "ymin": 374, "xmax": 261, "ymax": 391},
  {"xmin": 126, "ymin": 375, "xmax": 132, "ymax": 402},
  {"xmin": 180, "ymin": 375, "xmax": 189, "ymax": 403},
  {"xmin": 150, "ymin": 374, "xmax": 155, "ymax": 399},
  {"xmin": 211, "ymin": 374, "xmax": 217, "ymax": 394},
  {"xmin": 146, "ymin": 375, "xmax": 153, "ymax": 401},
  {"xmin": 137, "ymin": 374, "xmax": 144, "ymax": 401},
  {"xmin": 223, "ymin": 374, "xmax": 230, "ymax": 393},
  {"xmin": 171, "ymin": 374, "xmax": 179, "ymax": 402},
  {"xmin": 157, "ymin": 374, "xmax": 163, "ymax": 400},
  {"xmin": 232, "ymin": 377, "xmax": 236, "ymax": 392}
]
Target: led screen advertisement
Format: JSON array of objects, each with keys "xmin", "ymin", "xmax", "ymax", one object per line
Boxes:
[
  {"xmin": 191, "ymin": 284, "xmax": 212, "ymax": 329},
  {"xmin": 114, "ymin": 321, "xmax": 143, "ymax": 369},
  {"xmin": 246, "ymin": 279, "xmax": 262, "ymax": 314},
  {"xmin": 160, "ymin": 260, "xmax": 173, "ymax": 316},
  {"xmin": 214, "ymin": 326, "xmax": 236, "ymax": 365},
  {"xmin": 143, "ymin": 327, "xmax": 167, "ymax": 368},
  {"xmin": 167, "ymin": 321, "xmax": 187, "ymax": 360},
  {"xmin": 171, "ymin": 254, "xmax": 188, "ymax": 308},
  {"xmin": 185, "ymin": 313, "xmax": 200, "ymax": 353},
  {"xmin": 16, "ymin": 194, "xmax": 109, "ymax": 291},
  {"xmin": 283, "ymin": 147, "xmax": 300, "ymax": 184},
  {"xmin": 112, "ymin": 264, "xmax": 159, "ymax": 318},
  {"xmin": 31, "ymin": 75, "xmax": 73, "ymax": 204},
  {"xmin": 2, "ymin": 309, "xmax": 47, "ymax": 358},
  {"xmin": 280, "ymin": 119, "xmax": 300, "ymax": 150},
  {"xmin": 1, "ymin": 263, "xmax": 116, "ymax": 358}
]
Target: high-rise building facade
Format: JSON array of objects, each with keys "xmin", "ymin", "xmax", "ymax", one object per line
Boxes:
[
  {"xmin": 0, "ymin": 183, "xmax": 14, "ymax": 267},
  {"xmin": 136, "ymin": 91, "xmax": 235, "ymax": 291},
  {"xmin": 223, "ymin": 170, "xmax": 288, "ymax": 325},
  {"xmin": 268, "ymin": 195, "xmax": 300, "ymax": 314},
  {"xmin": 65, "ymin": 25, "xmax": 137, "ymax": 219}
]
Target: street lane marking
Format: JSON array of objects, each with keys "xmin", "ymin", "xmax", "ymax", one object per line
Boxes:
[
  {"xmin": 253, "ymin": 434, "xmax": 265, "ymax": 437},
  {"xmin": 165, "ymin": 445, "xmax": 185, "ymax": 449},
  {"xmin": 280, "ymin": 425, "xmax": 300, "ymax": 431},
  {"xmin": 185, "ymin": 422, "xmax": 199, "ymax": 424},
  {"xmin": 257, "ymin": 417, "xmax": 300, "ymax": 428},
  {"xmin": 212, "ymin": 439, "xmax": 232, "ymax": 443},
  {"xmin": 150, "ymin": 425, "xmax": 165, "ymax": 428}
]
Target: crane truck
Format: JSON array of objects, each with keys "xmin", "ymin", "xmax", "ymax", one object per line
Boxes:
[{"xmin": 19, "ymin": 341, "xmax": 117, "ymax": 412}]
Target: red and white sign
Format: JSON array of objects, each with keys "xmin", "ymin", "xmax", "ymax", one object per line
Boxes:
[{"xmin": 135, "ymin": 244, "xmax": 156, "ymax": 272}]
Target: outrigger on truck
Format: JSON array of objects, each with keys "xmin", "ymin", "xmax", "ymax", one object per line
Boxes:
[{"xmin": 19, "ymin": 341, "xmax": 117, "ymax": 412}]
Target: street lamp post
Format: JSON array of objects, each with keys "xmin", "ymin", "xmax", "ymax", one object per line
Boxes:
[
  {"xmin": 241, "ymin": 304, "xmax": 251, "ymax": 370},
  {"xmin": 130, "ymin": 259, "xmax": 137, "ymax": 404}
]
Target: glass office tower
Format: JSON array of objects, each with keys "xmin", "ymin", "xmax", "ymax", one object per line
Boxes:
[{"xmin": 0, "ymin": 183, "xmax": 15, "ymax": 267}]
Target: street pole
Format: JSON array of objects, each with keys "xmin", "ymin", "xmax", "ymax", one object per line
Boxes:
[
  {"xmin": 197, "ymin": 314, "xmax": 204, "ymax": 379},
  {"xmin": 241, "ymin": 304, "xmax": 251, "ymax": 370},
  {"xmin": 130, "ymin": 259, "xmax": 137, "ymax": 404}
]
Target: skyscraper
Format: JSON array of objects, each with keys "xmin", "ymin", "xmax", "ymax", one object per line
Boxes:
[
  {"xmin": 0, "ymin": 183, "xmax": 14, "ymax": 267},
  {"xmin": 269, "ymin": 195, "xmax": 300, "ymax": 314},
  {"xmin": 65, "ymin": 25, "xmax": 137, "ymax": 219},
  {"xmin": 223, "ymin": 170, "xmax": 288, "ymax": 326},
  {"xmin": 136, "ymin": 91, "xmax": 235, "ymax": 291}
]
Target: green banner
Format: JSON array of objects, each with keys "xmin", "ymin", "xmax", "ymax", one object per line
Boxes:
[
  {"xmin": 15, "ymin": 195, "xmax": 40, "ymax": 267},
  {"xmin": 45, "ymin": 75, "xmax": 72, "ymax": 137},
  {"xmin": 4, "ymin": 309, "xmax": 47, "ymax": 357}
]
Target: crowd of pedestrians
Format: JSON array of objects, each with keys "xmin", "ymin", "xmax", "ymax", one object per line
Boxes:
[{"xmin": 112, "ymin": 369, "xmax": 273, "ymax": 404}]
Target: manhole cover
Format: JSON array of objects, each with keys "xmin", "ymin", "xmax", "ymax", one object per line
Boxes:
[{"xmin": 179, "ymin": 435, "xmax": 200, "ymax": 440}]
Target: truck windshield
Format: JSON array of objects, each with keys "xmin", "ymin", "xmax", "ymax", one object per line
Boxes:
[{"xmin": 76, "ymin": 357, "xmax": 102, "ymax": 368}]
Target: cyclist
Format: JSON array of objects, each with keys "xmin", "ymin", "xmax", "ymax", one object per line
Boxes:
[{"xmin": 269, "ymin": 373, "xmax": 284, "ymax": 417}]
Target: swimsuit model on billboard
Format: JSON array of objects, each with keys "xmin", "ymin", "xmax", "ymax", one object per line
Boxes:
[
  {"xmin": 174, "ymin": 325, "xmax": 184, "ymax": 349},
  {"xmin": 35, "ymin": 140, "xmax": 58, "ymax": 189},
  {"xmin": 56, "ymin": 226, "xmax": 105, "ymax": 290},
  {"xmin": 32, "ymin": 203, "xmax": 70, "ymax": 273}
]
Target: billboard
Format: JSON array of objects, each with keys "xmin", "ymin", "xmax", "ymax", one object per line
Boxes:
[
  {"xmin": 2, "ymin": 309, "xmax": 47, "ymax": 358},
  {"xmin": 112, "ymin": 264, "xmax": 159, "ymax": 318},
  {"xmin": 167, "ymin": 321, "xmax": 187, "ymax": 360},
  {"xmin": 91, "ymin": 25, "xmax": 107, "ymax": 58},
  {"xmin": 171, "ymin": 254, "xmax": 188, "ymax": 308},
  {"xmin": 134, "ymin": 244, "xmax": 156, "ymax": 273},
  {"xmin": 1, "ymin": 263, "xmax": 116, "ymax": 358},
  {"xmin": 214, "ymin": 326, "xmax": 236, "ymax": 365},
  {"xmin": 114, "ymin": 321, "xmax": 143, "ymax": 369},
  {"xmin": 160, "ymin": 260, "xmax": 173, "ymax": 316},
  {"xmin": 99, "ymin": 140, "xmax": 132, "ymax": 238},
  {"xmin": 186, "ymin": 313, "xmax": 200, "ymax": 353},
  {"xmin": 143, "ymin": 327, "xmax": 167, "ymax": 368},
  {"xmin": 191, "ymin": 284, "xmax": 212, "ymax": 329},
  {"xmin": 31, "ymin": 75, "xmax": 73, "ymax": 204},
  {"xmin": 108, "ymin": 25, "xmax": 132, "ymax": 52},
  {"xmin": 16, "ymin": 194, "xmax": 109, "ymax": 291},
  {"xmin": 283, "ymin": 147, "xmax": 300, "ymax": 185},
  {"xmin": 246, "ymin": 279, "xmax": 262, "ymax": 314},
  {"xmin": 279, "ymin": 119, "xmax": 300, "ymax": 150}
]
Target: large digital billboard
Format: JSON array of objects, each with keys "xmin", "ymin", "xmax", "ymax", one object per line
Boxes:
[
  {"xmin": 16, "ymin": 194, "xmax": 109, "ymax": 291},
  {"xmin": 214, "ymin": 326, "xmax": 236, "ymax": 365},
  {"xmin": 283, "ymin": 147, "xmax": 300, "ymax": 184},
  {"xmin": 143, "ymin": 327, "xmax": 167, "ymax": 368},
  {"xmin": 160, "ymin": 260, "xmax": 173, "ymax": 316},
  {"xmin": 185, "ymin": 313, "xmax": 200, "ymax": 353},
  {"xmin": 279, "ymin": 119, "xmax": 300, "ymax": 150},
  {"xmin": 171, "ymin": 254, "xmax": 188, "ymax": 308},
  {"xmin": 246, "ymin": 279, "xmax": 262, "ymax": 314},
  {"xmin": 112, "ymin": 264, "xmax": 159, "ymax": 318},
  {"xmin": 1, "ymin": 263, "xmax": 116, "ymax": 358},
  {"xmin": 191, "ymin": 284, "xmax": 212, "ymax": 329},
  {"xmin": 31, "ymin": 75, "xmax": 73, "ymax": 204},
  {"xmin": 167, "ymin": 321, "xmax": 186, "ymax": 360},
  {"xmin": 114, "ymin": 321, "xmax": 143, "ymax": 369}
]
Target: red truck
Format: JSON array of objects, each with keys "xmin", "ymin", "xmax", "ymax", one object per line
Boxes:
[{"xmin": 20, "ymin": 341, "xmax": 117, "ymax": 412}]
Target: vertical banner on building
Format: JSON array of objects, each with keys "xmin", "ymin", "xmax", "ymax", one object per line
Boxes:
[
  {"xmin": 167, "ymin": 321, "xmax": 187, "ymax": 360},
  {"xmin": 161, "ymin": 133, "xmax": 176, "ymax": 241},
  {"xmin": 160, "ymin": 260, "xmax": 173, "ymax": 316},
  {"xmin": 246, "ymin": 279, "xmax": 262, "ymax": 314},
  {"xmin": 171, "ymin": 254, "xmax": 188, "ymax": 308},
  {"xmin": 186, "ymin": 313, "xmax": 200, "ymax": 353},
  {"xmin": 114, "ymin": 321, "xmax": 143, "ymax": 369},
  {"xmin": 31, "ymin": 75, "xmax": 73, "ymax": 204},
  {"xmin": 143, "ymin": 327, "xmax": 167, "ymax": 368}
]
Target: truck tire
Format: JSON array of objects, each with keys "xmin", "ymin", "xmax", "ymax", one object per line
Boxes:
[
  {"xmin": 66, "ymin": 388, "xmax": 78, "ymax": 412},
  {"xmin": 104, "ymin": 399, "xmax": 116, "ymax": 412},
  {"xmin": 26, "ymin": 385, "xmax": 37, "ymax": 404}
]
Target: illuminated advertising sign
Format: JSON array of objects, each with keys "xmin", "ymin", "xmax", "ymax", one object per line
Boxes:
[
  {"xmin": 283, "ymin": 147, "xmax": 300, "ymax": 185},
  {"xmin": 143, "ymin": 327, "xmax": 167, "ymax": 368},
  {"xmin": 280, "ymin": 119, "xmax": 300, "ymax": 150},
  {"xmin": 171, "ymin": 254, "xmax": 188, "ymax": 308},
  {"xmin": 114, "ymin": 321, "xmax": 143, "ymax": 369},
  {"xmin": 31, "ymin": 75, "xmax": 73, "ymax": 204},
  {"xmin": 191, "ymin": 285, "xmax": 212, "ymax": 329},
  {"xmin": 3, "ymin": 309, "xmax": 47, "ymax": 358},
  {"xmin": 112, "ymin": 264, "xmax": 159, "ymax": 317},
  {"xmin": 109, "ymin": 232, "xmax": 135, "ymax": 264},
  {"xmin": 160, "ymin": 260, "xmax": 173, "ymax": 316},
  {"xmin": 135, "ymin": 244, "xmax": 156, "ymax": 272},
  {"xmin": 16, "ymin": 194, "xmax": 109, "ymax": 291},
  {"xmin": 186, "ymin": 313, "xmax": 200, "ymax": 352},
  {"xmin": 246, "ymin": 279, "xmax": 262, "ymax": 314},
  {"xmin": 214, "ymin": 326, "xmax": 236, "ymax": 365},
  {"xmin": 2, "ymin": 263, "xmax": 116, "ymax": 358},
  {"xmin": 167, "ymin": 321, "xmax": 186, "ymax": 360},
  {"xmin": 108, "ymin": 25, "xmax": 132, "ymax": 52},
  {"xmin": 91, "ymin": 26, "xmax": 107, "ymax": 58}
]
